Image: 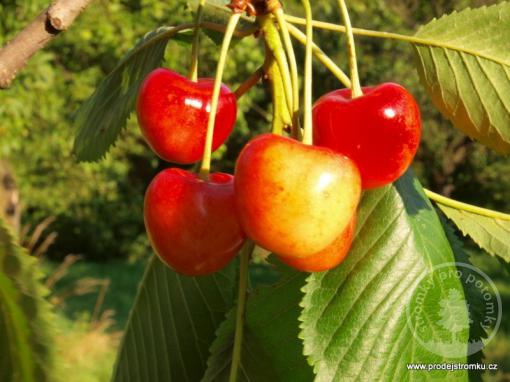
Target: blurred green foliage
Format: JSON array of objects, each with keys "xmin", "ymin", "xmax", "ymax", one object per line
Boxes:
[{"xmin": 0, "ymin": 0, "xmax": 508, "ymax": 262}]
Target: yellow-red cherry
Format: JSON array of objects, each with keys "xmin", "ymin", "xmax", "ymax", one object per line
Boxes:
[
  {"xmin": 234, "ymin": 133, "xmax": 361, "ymax": 258},
  {"xmin": 278, "ymin": 214, "xmax": 356, "ymax": 272},
  {"xmin": 313, "ymin": 83, "xmax": 421, "ymax": 189},
  {"xmin": 137, "ymin": 68, "xmax": 237, "ymax": 164},
  {"xmin": 144, "ymin": 168, "xmax": 245, "ymax": 276}
]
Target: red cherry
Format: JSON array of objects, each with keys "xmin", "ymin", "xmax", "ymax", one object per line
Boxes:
[
  {"xmin": 137, "ymin": 68, "xmax": 237, "ymax": 164},
  {"xmin": 313, "ymin": 82, "xmax": 421, "ymax": 189},
  {"xmin": 234, "ymin": 133, "xmax": 361, "ymax": 258},
  {"xmin": 144, "ymin": 168, "xmax": 245, "ymax": 276},
  {"xmin": 278, "ymin": 214, "xmax": 356, "ymax": 272}
]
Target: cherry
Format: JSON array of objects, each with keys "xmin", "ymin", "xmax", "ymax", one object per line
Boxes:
[
  {"xmin": 144, "ymin": 168, "xmax": 245, "ymax": 276},
  {"xmin": 234, "ymin": 133, "xmax": 361, "ymax": 258},
  {"xmin": 278, "ymin": 214, "xmax": 356, "ymax": 272},
  {"xmin": 313, "ymin": 82, "xmax": 421, "ymax": 189},
  {"xmin": 137, "ymin": 68, "xmax": 237, "ymax": 164}
]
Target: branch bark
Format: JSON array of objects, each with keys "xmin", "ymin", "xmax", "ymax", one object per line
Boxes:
[{"xmin": 0, "ymin": 0, "xmax": 93, "ymax": 89}]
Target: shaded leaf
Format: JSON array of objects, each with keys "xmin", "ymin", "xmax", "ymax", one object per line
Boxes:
[
  {"xmin": 413, "ymin": 3, "xmax": 510, "ymax": 153},
  {"xmin": 201, "ymin": 262, "xmax": 313, "ymax": 382},
  {"xmin": 112, "ymin": 256, "xmax": 237, "ymax": 382},
  {"xmin": 0, "ymin": 218, "xmax": 54, "ymax": 382},
  {"xmin": 187, "ymin": 0, "xmax": 255, "ymax": 28},
  {"xmin": 187, "ymin": 0, "xmax": 255, "ymax": 45},
  {"xmin": 300, "ymin": 173, "xmax": 469, "ymax": 382},
  {"xmin": 441, "ymin": 217, "xmax": 486, "ymax": 382},
  {"xmin": 436, "ymin": 204, "xmax": 510, "ymax": 263},
  {"xmin": 73, "ymin": 27, "xmax": 193, "ymax": 161}
]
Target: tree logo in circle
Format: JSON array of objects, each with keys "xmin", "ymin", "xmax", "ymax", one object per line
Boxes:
[{"xmin": 406, "ymin": 262, "xmax": 501, "ymax": 358}]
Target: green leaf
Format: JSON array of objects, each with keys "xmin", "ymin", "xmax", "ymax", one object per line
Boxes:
[
  {"xmin": 440, "ymin": 218, "xmax": 486, "ymax": 382},
  {"xmin": 201, "ymin": 262, "xmax": 313, "ymax": 382},
  {"xmin": 187, "ymin": 0, "xmax": 255, "ymax": 27},
  {"xmin": 436, "ymin": 204, "xmax": 510, "ymax": 263},
  {"xmin": 187, "ymin": 0, "xmax": 255, "ymax": 45},
  {"xmin": 0, "ymin": 218, "xmax": 54, "ymax": 382},
  {"xmin": 300, "ymin": 173, "xmax": 470, "ymax": 382},
  {"xmin": 73, "ymin": 26, "xmax": 193, "ymax": 162},
  {"xmin": 188, "ymin": 0, "xmax": 230, "ymax": 45},
  {"xmin": 112, "ymin": 256, "xmax": 237, "ymax": 382},
  {"xmin": 413, "ymin": 3, "xmax": 510, "ymax": 153}
]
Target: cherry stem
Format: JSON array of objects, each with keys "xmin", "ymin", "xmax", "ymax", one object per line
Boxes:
[
  {"xmin": 199, "ymin": 13, "xmax": 241, "ymax": 179},
  {"xmin": 285, "ymin": 22, "xmax": 351, "ymax": 88},
  {"xmin": 264, "ymin": 45, "xmax": 292, "ymax": 135},
  {"xmin": 189, "ymin": 0, "xmax": 206, "ymax": 82},
  {"xmin": 229, "ymin": 240, "xmax": 255, "ymax": 382},
  {"xmin": 274, "ymin": 8, "xmax": 300, "ymax": 135},
  {"xmin": 424, "ymin": 189, "xmax": 510, "ymax": 221},
  {"xmin": 234, "ymin": 67, "xmax": 264, "ymax": 99},
  {"xmin": 300, "ymin": 0, "xmax": 313, "ymax": 146},
  {"xmin": 260, "ymin": 15, "xmax": 294, "ymax": 129},
  {"xmin": 259, "ymin": 14, "xmax": 293, "ymax": 136},
  {"xmin": 337, "ymin": 0, "xmax": 362, "ymax": 98}
]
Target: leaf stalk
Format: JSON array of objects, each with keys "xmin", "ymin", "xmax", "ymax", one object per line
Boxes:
[
  {"xmin": 284, "ymin": 14, "xmax": 507, "ymax": 66},
  {"xmin": 425, "ymin": 189, "xmax": 510, "ymax": 221}
]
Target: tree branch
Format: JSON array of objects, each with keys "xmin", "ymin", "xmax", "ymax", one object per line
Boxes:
[{"xmin": 0, "ymin": 0, "xmax": 93, "ymax": 89}]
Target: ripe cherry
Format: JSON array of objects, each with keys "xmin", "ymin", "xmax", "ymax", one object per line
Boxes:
[
  {"xmin": 234, "ymin": 133, "xmax": 361, "ymax": 258},
  {"xmin": 278, "ymin": 214, "xmax": 356, "ymax": 272},
  {"xmin": 144, "ymin": 168, "xmax": 245, "ymax": 276},
  {"xmin": 313, "ymin": 83, "xmax": 421, "ymax": 189},
  {"xmin": 137, "ymin": 68, "xmax": 237, "ymax": 164}
]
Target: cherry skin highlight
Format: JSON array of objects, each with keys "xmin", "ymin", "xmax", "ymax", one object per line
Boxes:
[
  {"xmin": 313, "ymin": 82, "xmax": 421, "ymax": 189},
  {"xmin": 278, "ymin": 214, "xmax": 356, "ymax": 272},
  {"xmin": 144, "ymin": 168, "xmax": 245, "ymax": 276},
  {"xmin": 234, "ymin": 133, "xmax": 361, "ymax": 258},
  {"xmin": 137, "ymin": 68, "xmax": 237, "ymax": 164}
]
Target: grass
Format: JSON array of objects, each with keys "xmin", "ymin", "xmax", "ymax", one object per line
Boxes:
[
  {"xmin": 43, "ymin": 258, "xmax": 147, "ymax": 330},
  {"xmin": 53, "ymin": 313, "xmax": 121, "ymax": 382},
  {"xmin": 40, "ymin": 258, "xmax": 147, "ymax": 382}
]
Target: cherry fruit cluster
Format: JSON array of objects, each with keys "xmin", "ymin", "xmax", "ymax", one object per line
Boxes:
[{"xmin": 138, "ymin": 67, "xmax": 421, "ymax": 276}]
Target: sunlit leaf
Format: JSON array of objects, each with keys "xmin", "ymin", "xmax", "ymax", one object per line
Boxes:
[
  {"xmin": 413, "ymin": 3, "xmax": 510, "ymax": 153},
  {"xmin": 437, "ymin": 204, "xmax": 510, "ymax": 264},
  {"xmin": 300, "ymin": 173, "xmax": 470, "ymax": 381}
]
